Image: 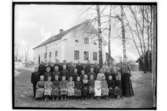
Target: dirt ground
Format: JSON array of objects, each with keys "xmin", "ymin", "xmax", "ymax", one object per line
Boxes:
[{"xmin": 14, "ymin": 67, "xmax": 155, "ymax": 108}]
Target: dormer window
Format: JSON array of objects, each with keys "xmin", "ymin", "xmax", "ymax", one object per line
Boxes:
[{"xmin": 84, "ymin": 37, "xmax": 89, "ymax": 44}]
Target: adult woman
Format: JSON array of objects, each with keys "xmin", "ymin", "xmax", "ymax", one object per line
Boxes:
[{"xmin": 121, "ymin": 64, "xmax": 134, "ymax": 97}]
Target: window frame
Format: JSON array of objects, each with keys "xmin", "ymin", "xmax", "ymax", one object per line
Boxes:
[{"xmin": 74, "ymin": 50, "xmax": 79, "ymax": 60}]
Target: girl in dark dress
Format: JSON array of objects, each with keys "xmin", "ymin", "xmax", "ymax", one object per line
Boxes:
[
  {"xmin": 44, "ymin": 66, "xmax": 52, "ymax": 81},
  {"xmin": 88, "ymin": 67, "xmax": 96, "ymax": 80},
  {"xmin": 59, "ymin": 76, "xmax": 68, "ymax": 100},
  {"xmin": 121, "ymin": 64, "xmax": 134, "ymax": 97},
  {"xmin": 114, "ymin": 71, "xmax": 122, "ymax": 98},
  {"xmin": 82, "ymin": 75, "xmax": 89, "ymax": 99},
  {"xmin": 51, "ymin": 75, "xmax": 60, "ymax": 100},
  {"xmin": 52, "ymin": 66, "xmax": 60, "ymax": 81},
  {"xmin": 122, "ymin": 72, "xmax": 134, "ymax": 97},
  {"xmin": 75, "ymin": 76, "xmax": 82, "ymax": 99},
  {"xmin": 108, "ymin": 75, "xmax": 115, "ymax": 98},
  {"xmin": 88, "ymin": 74, "xmax": 95, "ymax": 98},
  {"xmin": 61, "ymin": 65, "xmax": 69, "ymax": 80}
]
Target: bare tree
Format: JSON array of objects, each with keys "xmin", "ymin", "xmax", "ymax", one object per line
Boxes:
[{"xmin": 96, "ymin": 5, "xmax": 103, "ymax": 67}]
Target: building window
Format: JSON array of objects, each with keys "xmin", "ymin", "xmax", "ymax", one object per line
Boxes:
[
  {"xmin": 84, "ymin": 51, "xmax": 89, "ymax": 60},
  {"xmin": 49, "ymin": 52, "xmax": 52, "ymax": 58},
  {"xmin": 84, "ymin": 37, "xmax": 89, "ymax": 44},
  {"xmin": 74, "ymin": 50, "xmax": 79, "ymax": 60},
  {"xmin": 93, "ymin": 41, "xmax": 97, "ymax": 45},
  {"xmin": 75, "ymin": 40, "xmax": 79, "ymax": 43},
  {"xmin": 44, "ymin": 52, "xmax": 47, "ymax": 59},
  {"xmin": 55, "ymin": 51, "xmax": 58, "ymax": 57},
  {"xmin": 93, "ymin": 52, "xmax": 97, "ymax": 61}
]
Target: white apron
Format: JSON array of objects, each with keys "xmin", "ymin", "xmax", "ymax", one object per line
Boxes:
[{"xmin": 94, "ymin": 80, "xmax": 101, "ymax": 96}]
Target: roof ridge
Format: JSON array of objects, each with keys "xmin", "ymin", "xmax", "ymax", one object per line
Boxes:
[{"xmin": 33, "ymin": 20, "xmax": 92, "ymax": 49}]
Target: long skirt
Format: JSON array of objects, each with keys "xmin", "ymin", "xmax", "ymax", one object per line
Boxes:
[
  {"xmin": 114, "ymin": 87, "xmax": 121, "ymax": 96},
  {"xmin": 82, "ymin": 87, "xmax": 88, "ymax": 97},
  {"xmin": 52, "ymin": 88, "xmax": 59, "ymax": 96},
  {"xmin": 67, "ymin": 88, "xmax": 74, "ymax": 96},
  {"xmin": 89, "ymin": 87, "xmax": 94, "ymax": 94},
  {"xmin": 101, "ymin": 88, "xmax": 109, "ymax": 96},
  {"xmin": 35, "ymin": 88, "xmax": 44, "ymax": 98},
  {"xmin": 60, "ymin": 88, "xmax": 67, "ymax": 95},
  {"xmin": 109, "ymin": 87, "xmax": 115, "ymax": 97},
  {"xmin": 75, "ymin": 89, "xmax": 81, "ymax": 96},
  {"xmin": 44, "ymin": 88, "xmax": 52, "ymax": 96}
]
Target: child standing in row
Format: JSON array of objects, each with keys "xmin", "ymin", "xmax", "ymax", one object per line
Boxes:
[
  {"xmin": 35, "ymin": 75, "xmax": 45, "ymax": 99},
  {"xmin": 44, "ymin": 76, "xmax": 52, "ymax": 101},
  {"xmin": 60, "ymin": 76, "xmax": 68, "ymax": 100},
  {"xmin": 52, "ymin": 75, "xmax": 59, "ymax": 100},
  {"xmin": 74, "ymin": 76, "xmax": 82, "ymax": 99},
  {"xmin": 67, "ymin": 76, "xmax": 75, "ymax": 99}
]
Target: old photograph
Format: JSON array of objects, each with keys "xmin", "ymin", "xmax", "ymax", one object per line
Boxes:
[{"xmin": 13, "ymin": 2, "xmax": 157, "ymax": 109}]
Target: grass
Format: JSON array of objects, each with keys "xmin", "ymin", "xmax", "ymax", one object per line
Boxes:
[{"xmin": 14, "ymin": 68, "xmax": 155, "ymax": 108}]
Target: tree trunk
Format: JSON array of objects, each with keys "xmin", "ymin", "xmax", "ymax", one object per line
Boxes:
[
  {"xmin": 96, "ymin": 5, "xmax": 103, "ymax": 68},
  {"xmin": 120, "ymin": 6, "xmax": 127, "ymax": 64},
  {"xmin": 108, "ymin": 6, "xmax": 112, "ymax": 66}
]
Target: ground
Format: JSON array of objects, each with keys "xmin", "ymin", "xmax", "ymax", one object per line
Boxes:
[{"xmin": 14, "ymin": 64, "xmax": 155, "ymax": 108}]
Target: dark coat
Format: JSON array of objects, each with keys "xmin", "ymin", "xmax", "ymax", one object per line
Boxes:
[
  {"xmin": 31, "ymin": 72, "xmax": 40, "ymax": 97},
  {"xmin": 44, "ymin": 72, "xmax": 52, "ymax": 81},
  {"xmin": 121, "ymin": 73, "xmax": 134, "ymax": 97},
  {"xmin": 108, "ymin": 80, "xmax": 115, "ymax": 89},
  {"xmin": 31, "ymin": 72, "xmax": 40, "ymax": 85},
  {"xmin": 51, "ymin": 71, "xmax": 60, "ymax": 81},
  {"xmin": 38, "ymin": 64, "xmax": 46, "ymax": 75},
  {"xmin": 60, "ymin": 69, "xmax": 69, "ymax": 79},
  {"xmin": 76, "ymin": 64, "xmax": 83, "ymax": 75},
  {"xmin": 75, "ymin": 81, "xmax": 82, "ymax": 89}
]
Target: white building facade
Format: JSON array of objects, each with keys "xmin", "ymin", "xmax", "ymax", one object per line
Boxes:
[{"xmin": 33, "ymin": 21, "xmax": 108, "ymax": 64}]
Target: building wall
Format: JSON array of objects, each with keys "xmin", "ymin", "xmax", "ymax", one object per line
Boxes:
[{"xmin": 33, "ymin": 24, "xmax": 107, "ymax": 64}]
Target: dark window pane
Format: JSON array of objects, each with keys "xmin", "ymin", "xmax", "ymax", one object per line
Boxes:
[{"xmin": 74, "ymin": 50, "xmax": 79, "ymax": 60}]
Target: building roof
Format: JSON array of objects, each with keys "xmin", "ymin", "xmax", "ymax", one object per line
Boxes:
[{"xmin": 33, "ymin": 20, "xmax": 96, "ymax": 49}]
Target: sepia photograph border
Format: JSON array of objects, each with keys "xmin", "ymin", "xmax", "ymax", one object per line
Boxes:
[{"xmin": 12, "ymin": 1, "xmax": 157, "ymax": 110}]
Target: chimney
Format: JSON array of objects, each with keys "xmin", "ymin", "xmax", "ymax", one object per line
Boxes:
[{"xmin": 59, "ymin": 29, "xmax": 64, "ymax": 33}]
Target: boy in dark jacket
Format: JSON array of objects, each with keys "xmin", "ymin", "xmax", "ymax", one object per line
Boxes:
[{"xmin": 31, "ymin": 67, "xmax": 40, "ymax": 98}]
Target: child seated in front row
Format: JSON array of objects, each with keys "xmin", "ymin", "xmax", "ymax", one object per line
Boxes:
[
  {"xmin": 114, "ymin": 71, "xmax": 122, "ymax": 99},
  {"xmin": 108, "ymin": 75, "xmax": 115, "ymax": 98},
  {"xmin": 67, "ymin": 76, "xmax": 75, "ymax": 99},
  {"xmin": 101, "ymin": 76, "xmax": 109, "ymax": 98},
  {"xmin": 94, "ymin": 75, "xmax": 101, "ymax": 99},
  {"xmin": 35, "ymin": 75, "xmax": 45, "ymax": 100},
  {"xmin": 74, "ymin": 76, "xmax": 82, "ymax": 99},
  {"xmin": 82, "ymin": 74, "xmax": 89, "ymax": 99},
  {"xmin": 44, "ymin": 76, "xmax": 52, "ymax": 101},
  {"xmin": 89, "ymin": 74, "xmax": 95, "ymax": 98},
  {"xmin": 51, "ymin": 75, "xmax": 60, "ymax": 100},
  {"xmin": 60, "ymin": 76, "xmax": 68, "ymax": 100}
]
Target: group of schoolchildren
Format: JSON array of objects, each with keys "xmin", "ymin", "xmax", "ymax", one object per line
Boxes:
[{"xmin": 31, "ymin": 64, "xmax": 124, "ymax": 101}]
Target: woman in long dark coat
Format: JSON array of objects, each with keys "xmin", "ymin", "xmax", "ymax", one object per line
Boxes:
[{"xmin": 121, "ymin": 64, "xmax": 134, "ymax": 97}]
